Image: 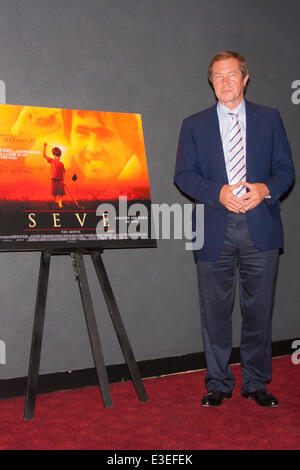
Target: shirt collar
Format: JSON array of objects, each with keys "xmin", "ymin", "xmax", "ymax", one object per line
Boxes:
[{"xmin": 217, "ymin": 99, "xmax": 245, "ymax": 118}]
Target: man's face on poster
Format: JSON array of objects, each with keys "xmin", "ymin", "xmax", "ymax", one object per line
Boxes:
[{"xmin": 69, "ymin": 112, "xmax": 131, "ymax": 181}]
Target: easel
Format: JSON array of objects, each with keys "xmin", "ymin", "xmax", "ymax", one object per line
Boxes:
[{"xmin": 24, "ymin": 250, "xmax": 148, "ymax": 420}]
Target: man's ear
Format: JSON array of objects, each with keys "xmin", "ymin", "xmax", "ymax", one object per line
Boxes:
[{"xmin": 243, "ymin": 74, "xmax": 250, "ymax": 88}]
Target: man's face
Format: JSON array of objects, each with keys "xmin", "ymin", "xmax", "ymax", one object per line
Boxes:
[
  {"xmin": 70, "ymin": 113, "xmax": 131, "ymax": 181},
  {"xmin": 211, "ymin": 58, "xmax": 249, "ymax": 109}
]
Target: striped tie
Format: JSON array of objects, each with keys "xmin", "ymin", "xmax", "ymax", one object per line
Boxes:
[{"xmin": 228, "ymin": 112, "xmax": 246, "ymax": 197}]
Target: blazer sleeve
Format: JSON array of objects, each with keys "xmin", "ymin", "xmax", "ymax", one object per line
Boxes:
[
  {"xmin": 263, "ymin": 110, "xmax": 295, "ymax": 205},
  {"xmin": 174, "ymin": 119, "xmax": 223, "ymax": 205}
]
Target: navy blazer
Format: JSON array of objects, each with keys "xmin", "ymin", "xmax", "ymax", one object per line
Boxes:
[{"xmin": 174, "ymin": 100, "xmax": 295, "ymax": 261}]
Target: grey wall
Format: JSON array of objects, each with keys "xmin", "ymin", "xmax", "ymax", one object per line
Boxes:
[{"xmin": 0, "ymin": 0, "xmax": 299, "ymax": 379}]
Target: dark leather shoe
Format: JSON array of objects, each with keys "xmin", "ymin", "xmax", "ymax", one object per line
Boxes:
[
  {"xmin": 201, "ymin": 390, "xmax": 232, "ymax": 407},
  {"xmin": 242, "ymin": 389, "xmax": 279, "ymax": 407}
]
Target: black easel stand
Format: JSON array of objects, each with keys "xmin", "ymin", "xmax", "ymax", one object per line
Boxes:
[{"xmin": 24, "ymin": 250, "xmax": 148, "ymax": 420}]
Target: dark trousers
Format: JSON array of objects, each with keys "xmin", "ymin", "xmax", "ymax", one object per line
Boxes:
[{"xmin": 196, "ymin": 211, "xmax": 279, "ymax": 394}]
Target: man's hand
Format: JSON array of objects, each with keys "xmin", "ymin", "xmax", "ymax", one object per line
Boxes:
[
  {"xmin": 219, "ymin": 183, "xmax": 247, "ymax": 213},
  {"xmin": 240, "ymin": 182, "xmax": 270, "ymax": 211}
]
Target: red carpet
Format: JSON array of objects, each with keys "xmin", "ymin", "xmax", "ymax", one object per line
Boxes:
[{"xmin": 0, "ymin": 356, "xmax": 299, "ymax": 450}]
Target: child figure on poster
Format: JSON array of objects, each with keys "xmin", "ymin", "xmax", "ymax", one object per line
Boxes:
[{"xmin": 43, "ymin": 142, "xmax": 65, "ymax": 208}]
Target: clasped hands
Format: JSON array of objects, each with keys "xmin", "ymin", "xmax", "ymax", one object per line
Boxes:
[{"xmin": 219, "ymin": 182, "xmax": 270, "ymax": 213}]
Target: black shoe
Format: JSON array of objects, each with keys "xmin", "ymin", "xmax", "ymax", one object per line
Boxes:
[
  {"xmin": 242, "ymin": 389, "xmax": 279, "ymax": 407},
  {"xmin": 201, "ymin": 390, "xmax": 232, "ymax": 407}
]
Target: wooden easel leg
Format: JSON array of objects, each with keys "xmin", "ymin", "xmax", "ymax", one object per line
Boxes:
[
  {"xmin": 91, "ymin": 252, "xmax": 148, "ymax": 402},
  {"xmin": 72, "ymin": 253, "xmax": 113, "ymax": 408},
  {"xmin": 24, "ymin": 251, "xmax": 51, "ymax": 420}
]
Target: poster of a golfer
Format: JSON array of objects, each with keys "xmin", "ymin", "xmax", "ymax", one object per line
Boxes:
[{"xmin": 0, "ymin": 103, "xmax": 153, "ymax": 251}]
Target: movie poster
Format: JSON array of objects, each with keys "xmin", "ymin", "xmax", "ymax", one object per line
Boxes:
[{"xmin": 0, "ymin": 104, "xmax": 154, "ymax": 251}]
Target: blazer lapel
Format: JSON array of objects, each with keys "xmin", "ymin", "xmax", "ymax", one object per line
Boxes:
[
  {"xmin": 204, "ymin": 104, "xmax": 228, "ymax": 183},
  {"xmin": 245, "ymin": 100, "xmax": 261, "ymax": 182}
]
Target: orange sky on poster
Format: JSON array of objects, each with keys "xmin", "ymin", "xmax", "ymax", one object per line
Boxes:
[{"xmin": 0, "ymin": 104, "xmax": 151, "ymax": 201}]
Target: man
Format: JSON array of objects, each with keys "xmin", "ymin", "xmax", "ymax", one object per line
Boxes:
[
  {"xmin": 174, "ymin": 51, "xmax": 295, "ymax": 407},
  {"xmin": 61, "ymin": 109, "xmax": 145, "ymax": 185},
  {"xmin": 43, "ymin": 143, "xmax": 65, "ymax": 208}
]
